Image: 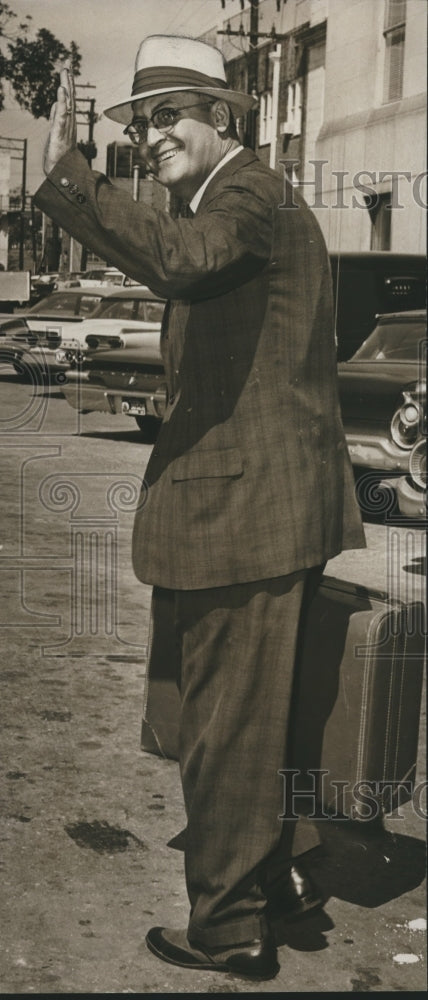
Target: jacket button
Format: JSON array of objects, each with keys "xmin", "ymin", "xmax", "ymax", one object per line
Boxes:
[
  {"xmin": 69, "ymin": 184, "xmax": 79, "ymax": 195},
  {"xmin": 60, "ymin": 177, "xmax": 70, "ymax": 187},
  {"xmin": 76, "ymin": 193, "xmax": 86, "ymax": 204}
]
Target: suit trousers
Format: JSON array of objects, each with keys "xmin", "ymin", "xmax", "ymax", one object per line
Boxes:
[{"xmin": 149, "ymin": 566, "xmax": 324, "ymax": 947}]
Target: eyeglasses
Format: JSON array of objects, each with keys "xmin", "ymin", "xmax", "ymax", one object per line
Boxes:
[{"xmin": 123, "ymin": 102, "xmax": 214, "ymax": 145}]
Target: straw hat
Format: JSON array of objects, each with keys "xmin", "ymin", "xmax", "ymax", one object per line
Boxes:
[{"xmin": 103, "ymin": 34, "xmax": 257, "ymax": 125}]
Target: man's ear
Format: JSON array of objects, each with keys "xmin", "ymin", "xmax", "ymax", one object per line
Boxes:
[{"xmin": 210, "ymin": 100, "xmax": 231, "ymax": 134}]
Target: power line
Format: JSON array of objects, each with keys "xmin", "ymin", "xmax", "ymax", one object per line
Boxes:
[{"xmin": 167, "ymin": 0, "xmax": 213, "ymax": 34}]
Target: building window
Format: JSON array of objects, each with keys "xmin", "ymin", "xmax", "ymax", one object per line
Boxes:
[
  {"xmin": 281, "ymin": 80, "xmax": 303, "ymax": 137},
  {"xmin": 383, "ymin": 0, "xmax": 407, "ymax": 103},
  {"xmin": 106, "ymin": 142, "xmax": 140, "ymax": 178},
  {"xmin": 259, "ymin": 92, "xmax": 273, "ymax": 146},
  {"xmin": 367, "ymin": 192, "xmax": 392, "ymax": 250}
]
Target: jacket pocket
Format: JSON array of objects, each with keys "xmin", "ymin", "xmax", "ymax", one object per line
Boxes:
[{"xmin": 171, "ymin": 448, "xmax": 243, "ymax": 481}]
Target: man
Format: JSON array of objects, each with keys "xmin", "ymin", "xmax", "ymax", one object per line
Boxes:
[{"xmin": 35, "ymin": 34, "xmax": 365, "ymax": 981}]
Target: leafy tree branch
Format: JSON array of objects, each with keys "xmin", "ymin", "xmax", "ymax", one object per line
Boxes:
[{"xmin": 0, "ymin": 2, "xmax": 81, "ymax": 118}]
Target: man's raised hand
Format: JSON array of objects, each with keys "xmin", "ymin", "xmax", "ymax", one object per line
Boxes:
[{"xmin": 43, "ymin": 60, "xmax": 77, "ymax": 175}]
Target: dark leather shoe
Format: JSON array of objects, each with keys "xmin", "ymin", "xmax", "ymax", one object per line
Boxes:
[
  {"xmin": 146, "ymin": 923, "xmax": 280, "ymax": 980},
  {"xmin": 267, "ymin": 863, "xmax": 323, "ymax": 921}
]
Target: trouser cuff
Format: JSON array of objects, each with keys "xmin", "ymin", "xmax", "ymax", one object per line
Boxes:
[{"xmin": 188, "ymin": 910, "xmax": 266, "ymax": 948}]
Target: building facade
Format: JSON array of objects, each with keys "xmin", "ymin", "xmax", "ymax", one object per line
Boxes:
[
  {"xmin": 314, "ymin": 0, "xmax": 426, "ymax": 252},
  {"xmin": 204, "ymin": 0, "xmax": 426, "ymax": 253}
]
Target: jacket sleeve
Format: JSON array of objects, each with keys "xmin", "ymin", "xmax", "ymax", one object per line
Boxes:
[{"xmin": 33, "ymin": 149, "xmax": 274, "ymax": 300}]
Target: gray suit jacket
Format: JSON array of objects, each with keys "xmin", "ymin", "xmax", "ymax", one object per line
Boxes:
[{"xmin": 35, "ymin": 147, "xmax": 365, "ymax": 589}]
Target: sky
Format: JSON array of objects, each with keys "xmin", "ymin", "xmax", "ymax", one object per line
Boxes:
[{"xmin": 0, "ymin": 0, "xmax": 226, "ymax": 193}]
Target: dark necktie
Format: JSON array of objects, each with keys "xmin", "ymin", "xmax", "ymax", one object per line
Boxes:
[{"xmin": 180, "ymin": 204, "xmax": 194, "ymax": 218}]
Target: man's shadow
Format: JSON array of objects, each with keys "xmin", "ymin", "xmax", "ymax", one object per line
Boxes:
[{"xmin": 271, "ymin": 822, "xmax": 426, "ymax": 951}]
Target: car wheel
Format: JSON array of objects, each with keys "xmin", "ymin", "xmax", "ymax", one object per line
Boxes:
[{"xmin": 134, "ymin": 415, "xmax": 160, "ymax": 442}]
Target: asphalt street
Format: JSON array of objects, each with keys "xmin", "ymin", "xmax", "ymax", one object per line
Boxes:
[{"xmin": 0, "ymin": 370, "xmax": 426, "ymax": 993}]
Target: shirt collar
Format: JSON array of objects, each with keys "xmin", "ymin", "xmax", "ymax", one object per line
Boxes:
[{"xmin": 189, "ymin": 145, "xmax": 244, "ymax": 214}]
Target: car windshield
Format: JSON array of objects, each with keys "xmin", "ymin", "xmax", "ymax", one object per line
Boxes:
[
  {"xmin": 351, "ymin": 319, "xmax": 427, "ymax": 362},
  {"xmin": 29, "ymin": 293, "xmax": 80, "ymax": 314},
  {"xmin": 93, "ymin": 297, "xmax": 165, "ymax": 322},
  {"xmin": 28, "ymin": 292, "xmax": 102, "ymax": 316}
]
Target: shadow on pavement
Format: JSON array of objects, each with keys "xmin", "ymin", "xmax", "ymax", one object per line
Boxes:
[
  {"xmin": 269, "ymin": 820, "xmax": 425, "ymax": 952},
  {"xmin": 272, "ymin": 907, "xmax": 334, "ymax": 951},
  {"xmin": 307, "ymin": 820, "xmax": 426, "ymax": 908},
  {"xmin": 78, "ymin": 428, "xmax": 159, "ymax": 444}
]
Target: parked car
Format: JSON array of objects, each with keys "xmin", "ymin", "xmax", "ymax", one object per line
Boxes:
[
  {"xmin": 80, "ymin": 252, "xmax": 425, "ymax": 339},
  {"xmin": 54, "ymin": 271, "xmax": 86, "ymax": 290},
  {"xmin": 62, "ymin": 339, "xmax": 166, "ymax": 438},
  {"xmin": 18, "ymin": 285, "xmax": 165, "ymax": 379},
  {"xmin": 338, "ymin": 309, "xmax": 426, "ymax": 519},
  {"xmin": 4, "ymin": 287, "xmax": 117, "ymax": 377},
  {"xmin": 394, "ymin": 437, "xmax": 426, "ymax": 519},
  {"xmin": 330, "ymin": 252, "xmax": 426, "ymax": 360},
  {"xmin": 15, "ymin": 285, "xmax": 114, "ymax": 328},
  {"xmin": 60, "ymin": 301, "xmax": 427, "ymax": 515},
  {"xmin": 76, "ymin": 267, "xmax": 140, "ymax": 288},
  {"xmin": 29, "ymin": 272, "xmax": 59, "ymax": 305},
  {"xmin": 0, "ymin": 314, "xmax": 36, "ymax": 370}
]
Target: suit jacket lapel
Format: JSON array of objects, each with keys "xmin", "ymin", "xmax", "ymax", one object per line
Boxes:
[{"xmin": 195, "ymin": 148, "xmax": 259, "ymax": 216}]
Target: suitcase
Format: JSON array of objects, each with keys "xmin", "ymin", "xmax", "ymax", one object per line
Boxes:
[
  {"xmin": 140, "ymin": 576, "xmax": 425, "ymax": 819},
  {"xmin": 290, "ymin": 577, "xmax": 425, "ymax": 819}
]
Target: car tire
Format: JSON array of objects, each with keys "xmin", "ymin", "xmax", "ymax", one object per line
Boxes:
[{"xmin": 134, "ymin": 414, "xmax": 160, "ymax": 442}]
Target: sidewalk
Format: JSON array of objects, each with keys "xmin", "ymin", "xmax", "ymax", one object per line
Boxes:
[{"xmin": 0, "ymin": 577, "xmax": 426, "ymax": 994}]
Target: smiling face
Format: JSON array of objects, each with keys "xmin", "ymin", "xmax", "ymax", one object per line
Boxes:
[{"xmin": 132, "ymin": 91, "xmax": 235, "ymax": 202}]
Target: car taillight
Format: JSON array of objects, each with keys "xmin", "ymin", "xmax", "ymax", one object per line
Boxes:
[
  {"xmin": 390, "ymin": 394, "xmax": 423, "ymax": 449},
  {"xmin": 409, "ymin": 438, "xmax": 427, "ymax": 490}
]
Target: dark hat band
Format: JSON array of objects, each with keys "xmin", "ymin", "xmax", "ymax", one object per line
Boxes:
[{"xmin": 132, "ymin": 66, "xmax": 229, "ymax": 97}]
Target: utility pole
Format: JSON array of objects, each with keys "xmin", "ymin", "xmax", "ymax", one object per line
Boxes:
[
  {"xmin": 217, "ymin": 1, "xmax": 294, "ymax": 153},
  {"xmin": 19, "ymin": 138, "xmax": 27, "ymax": 270},
  {"xmin": 75, "ymin": 84, "xmax": 97, "ymax": 271},
  {"xmin": 30, "ymin": 198, "xmax": 38, "ymax": 271},
  {"xmin": 246, "ymin": 0, "xmax": 259, "ymax": 149},
  {"xmin": 217, "ymin": 0, "xmax": 260, "ymax": 149},
  {"xmin": 76, "ymin": 85, "xmax": 98, "ymax": 165}
]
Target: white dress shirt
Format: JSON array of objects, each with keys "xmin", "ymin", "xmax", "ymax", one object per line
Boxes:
[{"xmin": 189, "ymin": 145, "xmax": 244, "ymax": 214}]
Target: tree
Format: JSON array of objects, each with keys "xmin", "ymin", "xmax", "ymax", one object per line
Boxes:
[{"xmin": 0, "ymin": 2, "xmax": 81, "ymax": 119}]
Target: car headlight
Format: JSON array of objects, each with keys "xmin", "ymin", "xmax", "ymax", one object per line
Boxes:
[
  {"xmin": 55, "ymin": 349, "xmax": 68, "ymax": 364},
  {"xmin": 409, "ymin": 438, "xmax": 427, "ymax": 490},
  {"xmin": 390, "ymin": 394, "xmax": 423, "ymax": 449}
]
